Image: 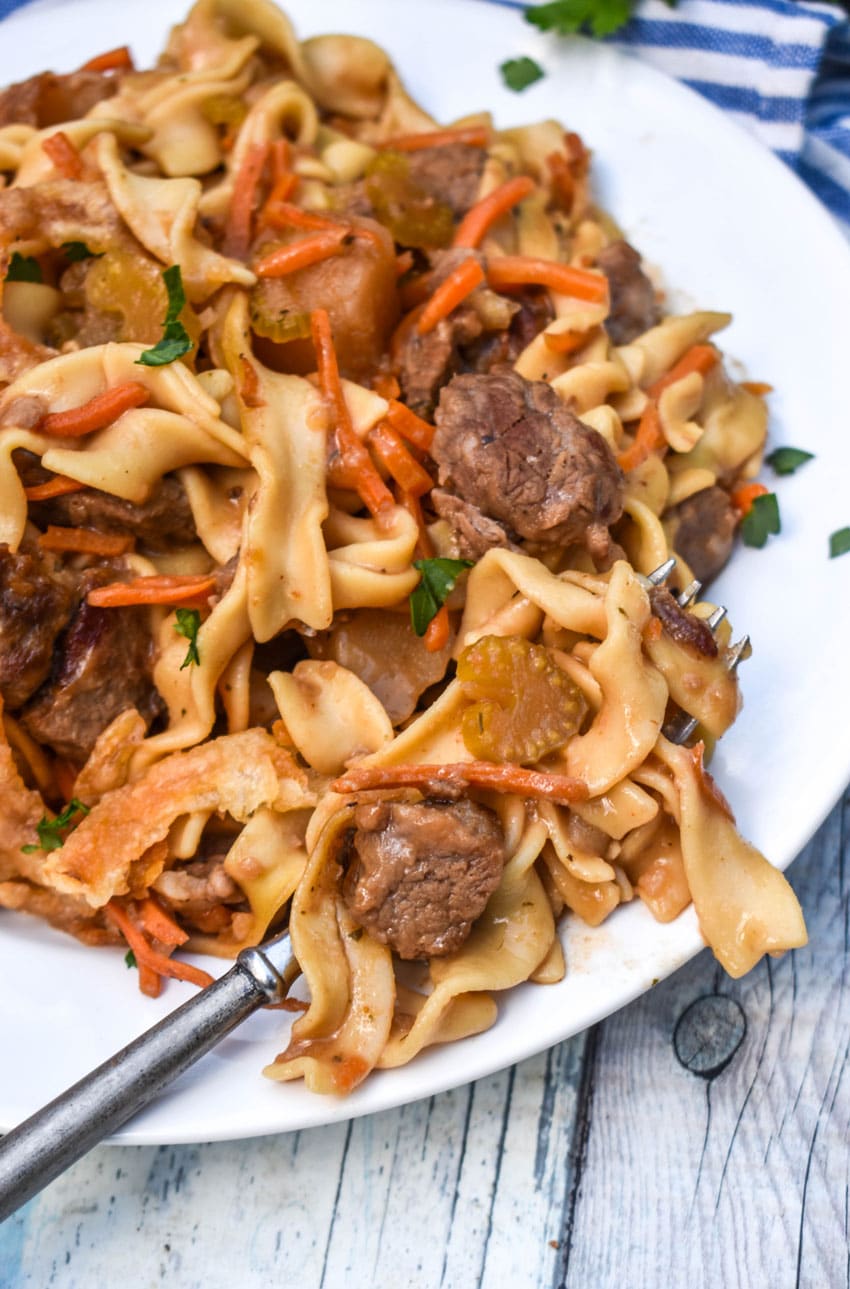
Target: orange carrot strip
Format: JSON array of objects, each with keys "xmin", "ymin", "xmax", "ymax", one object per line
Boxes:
[
  {"xmin": 741, "ymin": 380, "xmax": 773, "ymax": 397},
  {"xmin": 453, "ymin": 175, "xmax": 536, "ymax": 249},
  {"xmin": 239, "ymin": 356, "xmax": 265, "ymax": 408},
  {"xmin": 373, "ymin": 373, "xmax": 401, "ymax": 401},
  {"xmin": 311, "ymin": 308, "xmax": 394, "ymax": 523},
  {"xmin": 105, "ymin": 901, "xmax": 214, "ymax": 990},
  {"xmin": 38, "ymin": 526, "xmax": 133, "ymax": 557},
  {"xmin": 41, "ymin": 131, "xmax": 83, "ymax": 180},
  {"xmin": 543, "ymin": 327, "xmax": 597, "ymax": 355},
  {"xmin": 486, "ymin": 255, "xmax": 608, "ymax": 303},
  {"xmin": 254, "ymin": 229, "xmax": 349, "ymax": 278},
  {"xmin": 79, "ymin": 45, "xmax": 134, "ymax": 73},
  {"xmin": 386, "ymin": 399, "xmax": 435, "ymax": 452},
  {"xmin": 417, "ymin": 258, "xmax": 485, "ymax": 335},
  {"xmin": 224, "ymin": 141, "xmax": 269, "ymax": 258},
  {"xmin": 40, "ymin": 381, "xmax": 149, "ymax": 438},
  {"xmin": 260, "ymin": 201, "xmax": 345, "ymax": 233},
  {"xmin": 383, "ymin": 125, "xmax": 489, "ymax": 152},
  {"xmin": 730, "ymin": 481, "xmax": 769, "ymax": 516},
  {"xmin": 395, "ymin": 250, "xmax": 415, "ymax": 277},
  {"xmin": 87, "ymin": 574, "xmax": 217, "ymax": 607},
  {"xmin": 367, "ymin": 422, "xmax": 433, "ymax": 498},
  {"xmin": 53, "ymin": 757, "xmax": 77, "ymax": 802},
  {"xmin": 646, "ymin": 343, "xmax": 719, "ymax": 399},
  {"xmin": 138, "ymin": 896, "xmax": 189, "ymax": 948},
  {"xmin": 24, "ymin": 475, "xmax": 84, "ymax": 501},
  {"xmin": 424, "ymin": 604, "xmax": 450, "ymax": 653},
  {"xmin": 331, "ymin": 761, "xmax": 589, "ymax": 804},
  {"xmin": 616, "ymin": 402, "xmax": 664, "ymax": 473},
  {"xmin": 398, "ymin": 487, "xmax": 434, "ymax": 559},
  {"xmin": 137, "ymin": 962, "xmax": 163, "ymax": 998}
]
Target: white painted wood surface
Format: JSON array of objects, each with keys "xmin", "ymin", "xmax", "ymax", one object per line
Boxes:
[{"xmin": 2, "ymin": 787, "xmax": 847, "ymax": 1289}]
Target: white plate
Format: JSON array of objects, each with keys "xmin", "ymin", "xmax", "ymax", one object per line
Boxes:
[{"xmin": 1, "ymin": 0, "xmax": 849, "ymax": 1145}]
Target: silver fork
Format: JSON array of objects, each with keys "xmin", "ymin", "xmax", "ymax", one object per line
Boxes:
[{"xmin": 643, "ymin": 557, "xmax": 750, "ymax": 745}]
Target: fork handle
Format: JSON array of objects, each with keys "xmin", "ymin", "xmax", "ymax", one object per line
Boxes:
[{"xmin": 0, "ymin": 935, "xmax": 293, "ymax": 1223}]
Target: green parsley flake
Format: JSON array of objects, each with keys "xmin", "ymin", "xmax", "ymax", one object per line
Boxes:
[
  {"xmin": 174, "ymin": 607, "xmax": 202, "ymax": 669},
  {"xmin": 137, "ymin": 264, "xmax": 193, "ymax": 367},
  {"xmin": 524, "ymin": 0, "xmax": 676, "ymax": 38},
  {"xmin": 125, "ymin": 950, "xmax": 138, "ymax": 969},
  {"xmin": 21, "ymin": 797, "xmax": 90, "ymax": 854},
  {"xmin": 6, "ymin": 252, "xmax": 42, "ymax": 283},
  {"xmin": 500, "ymin": 56, "xmax": 545, "ymax": 92},
  {"xmin": 741, "ymin": 492, "xmax": 780, "ymax": 549},
  {"xmin": 829, "ymin": 527, "xmax": 850, "ymax": 559},
  {"xmin": 765, "ymin": 446, "xmax": 814, "ymax": 476},
  {"xmin": 409, "ymin": 558, "xmax": 473, "ymax": 636},
  {"xmin": 61, "ymin": 241, "xmax": 102, "ymax": 262}
]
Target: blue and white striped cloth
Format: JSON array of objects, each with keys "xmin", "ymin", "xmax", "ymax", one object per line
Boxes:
[{"xmin": 1, "ymin": 0, "xmax": 849, "ymax": 229}]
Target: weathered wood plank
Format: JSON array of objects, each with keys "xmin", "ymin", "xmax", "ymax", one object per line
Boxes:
[{"xmin": 559, "ymin": 788, "xmax": 850, "ymax": 1289}]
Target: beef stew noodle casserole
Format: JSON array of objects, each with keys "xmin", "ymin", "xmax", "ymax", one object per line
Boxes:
[{"xmin": 0, "ymin": 0, "xmax": 805, "ymax": 1095}]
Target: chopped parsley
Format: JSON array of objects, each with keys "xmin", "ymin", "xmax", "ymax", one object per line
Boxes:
[
  {"xmin": 5, "ymin": 252, "xmax": 42, "ymax": 283},
  {"xmin": 21, "ymin": 798, "xmax": 90, "ymax": 854},
  {"xmin": 409, "ymin": 557, "xmax": 473, "ymax": 636},
  {"xmin": 741, "ymin": 492, "xmax": 780, "ymax": 549},
  {"xmin": 500, "ymin": 56, "xmax": 545, "ymax": 91},
  {"xmin": 174, "ymin": 607, "xmax": 201, "ymax": 669},
  {"xmin": 829, "ymin": 527, "xmax": 850, "ymax": 560},
  {"xmin": 61, "ymin": 241, "xmax": 102, "ymax": 262},
  {"xmin": 125, "ymin": 950, "xmax": 137, "ymax": 969},
  {"xmin": 136, "ymin": 264, "xmax": 193, "ymax": 367},
  {"xmin": 525, "ymin": 0, "xmax": 633, "ymax": 39},
  {"xmin": 765, "ymin": 446, "xmax": 814, "ymax": 477}
]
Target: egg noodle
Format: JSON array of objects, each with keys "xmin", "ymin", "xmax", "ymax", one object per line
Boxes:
[{"xmin": 0, "ymin": 0, "xmax": 805, "ymax": 1095}]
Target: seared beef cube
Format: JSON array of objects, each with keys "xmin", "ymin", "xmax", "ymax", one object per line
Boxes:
[
  {"xmin": 0, "ymin": 70, "xmax": 119, "ymax": 128},
  {"xmin": 666, "ymin": 485, "xmax": 738, "ymax": 585},
  {"xmin": 29, "ymin": 476, "xmax": 196, "ymax": 553},
  {"xmin": 0, "ymin": 543, "xmax": 76, "ymax": 709},
  {"xmin": 404, "ymin": 144, "xmax": 486, "ymax": 218},
  {"xmin": 431, "ymin": 368, "xmax": 624, "ymax": 559},
  {"xmin": 344, "ymin": 798, "xmax": 505, "ymax": 959},
  {"xmin": 597, "ymin": 241, "xmax": 660, "ymax": 345}
]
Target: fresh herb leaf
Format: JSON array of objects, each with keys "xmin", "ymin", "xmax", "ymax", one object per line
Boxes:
[
  {"xmin": 6, "ymin": 252, "xmax": 42, "ymax": 283},
  {"xmin": 409, "ymin": 557, "xmax": 473, "ymax": 636},
  {"xmin": 61, "ymin": 241, "xmax": 103, "ymax": 262},
  {"xmin": 766, "ymin": 446, "xmax": 814, "ymax": 476},
  {"xmin": 525, "ymin": 0, "xmax": 633, "ymax": 39},
  {"xmin": 174, "ymin": 607, "xmax": 201, "ymax": 668},
  {"xmin": 500, "ymin": 56, "xmax": 545, "ymax": 91},
  {"xmin": 829, "ymin": 527, "xmax": 850, "ymax": 559},
  {"xmin": 136, "ymin": 264, "xmax": 193, "ymax": 367},
  {"xmin": 741, "ymin": 492, "xmax": 780, "ymax": 549},
  {"xmin": 125, "ymin": 949, "xmax": 137, "ymax": 969},
  {"xmin": 21, "ymin": 797, "xmax": 90, "ymax": 854}
]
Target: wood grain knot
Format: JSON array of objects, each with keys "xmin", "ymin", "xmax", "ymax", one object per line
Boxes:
[{"xmin": 673, "ymin": 993, "xmax": 746, "ymax": 1079}]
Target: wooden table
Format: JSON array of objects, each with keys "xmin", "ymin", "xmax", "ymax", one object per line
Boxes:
[{"xmin": 2, "ymin": 786, "xmax": 846, "ymax": 1288}]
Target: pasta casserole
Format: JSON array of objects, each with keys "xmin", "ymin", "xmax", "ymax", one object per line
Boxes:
[{"xmin": 0, "ymin": 0, "xmax": 806, "ymax": 1095}]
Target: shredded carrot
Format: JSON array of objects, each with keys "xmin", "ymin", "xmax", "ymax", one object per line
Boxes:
[
  {"xmin": 647, "ymin": 343, "xmax": 718, "ymax": 399},
  {"xmin": 453, "ymin": 175, "xmax": 536, "ymax": 249},
  {"xmin": 137, "ymin": 962, "xmax": 163, "ymax": 998},
  {"xmin": 417, "ymin": 258, "xmax": 485, "ymax": 335},
  {"xmin": 730, "ymin": 481, "xmax": 769, "ymax": 516},
  {"xmin": 331, "ymin": 761, "xmax": 589, "ymax": 803},
  {"xmin": 24, "ymin": 475, "xmax": 84, "ymax": 501},
  {"xmin": 424, "ymin": 604, "xmax": 450, "ymax": 653},
  {"xmin": 257, "ymin": 139, "xmax": 297, "ymax": 226},
  {"xmin": 138, "ymin": 896, "xmax": 189, "ymax": 948},
  {"xmin": 259, "ymin": 200, "xmax": 383, "ymax": 247},
  {"xmin": 79, "ymin": 45, "xmax": 134, "ymax": 73},
  {"xmin": 87, "ymin": 573, "xmax": 217, "ymax": 608},
  {"xmin": 41, "ymin": 131, "xmax": 83, "ymax": 180},
  {"xmin": 382, "ymin": 125, "xmax": 489, "ymax": 152},
  {"xmin": 310, "ymin": 308, "xmax": 395, "ymax": 523},
  {"xmin": 53, "ymin": 757, "xmax": 77, "ymax": 802},
  {"xmin": 486, "ymin": 255, "xmax": 608, "ymax": 304},
  {"xmin": 616, "ymin": 402, "xmax": 664, "ymax": 473},
  {"xmin": 397, "ymin": 487, "xmax": 434, "ymax": 559},
  {"xmin": 372, "ymin": 372, "xmax": 401, "ymax": 401},
  {"xmin": 40, "ymin": 381, "xmax": 149, "ymax": 438},
  {"xmin": 395, "ymin": 250, "xmax": 415, "ymax": 277},
  {"xmin": 543, "ymin": 327, "xmax": 597, "ymax": 355},
  {"xmin": 239, "ymin": 356, "xmax": 265, "ymax": 408},
  {"xmin": 105, "ymin": 901, "xmax": 214, "ymax": 992},
  {"xmin": 224, "ymin": 141, "xmax": 268, "ymax": 258},
  {"xmin": 386, "ymin": 399, "xmax": 435, "ymax": 452},
  {"xmin": 741, "ymin": 380, "xmax": 773, "ymax": 397},
  {"xmin": 254, "ymin": 229, "xmax": 349, "ymax": 278},
  {"xmin": 367, "ymin": 422, "xmax": 433, "ymax": 497},
  {"xmin": 38, "ymin": 526, "xmax": 133, "ymax": 557}
]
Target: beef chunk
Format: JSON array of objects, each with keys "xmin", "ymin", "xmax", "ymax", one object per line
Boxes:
[
  {"xmin": 344, "ymin": 798, "xmax": 505, "ymax": 958},
  {"xmin": 0, "ymin": 543, "xmax": 76, "ymax": 709},
  {"xmin": 431, "ymin": 488, "xmax": 513, "ymax": 561},
  {"xmin": 153, "ymin": 855, "xmax": 244, "ymax": 934},
  {"xmin": 667, "ymin": 485, "xmax": 737, "ymax": 585},
  {"xmin": 597, "ymin": 241, "xmax": 659, "ymax": 345},
  {"xmin": 0, "ymin": 70, "xmax": 119, "ymax": 128},
  {"xmin": 397, "ymin": 303, "xmax": 484, "ymax": 418},
  {"xmin": 29, "ymin": 476, "xmax": 197, "ymax": 552},
  {"xmin": 648, "ymin": 586, "xmax": 718, "ymax": 658},
  {"xmin": 404, "ymin": 144, "xmax": 486, "ymax": 218},
  {"xmin": 20, "ymin": 589, "xmax": 162, "ymax": 763},
  {"xmin": 431, "ymin": 368, "xmax": 624, "ymax": 557}
]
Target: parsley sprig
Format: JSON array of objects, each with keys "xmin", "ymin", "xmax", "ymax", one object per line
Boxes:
[
  {"xmin": 5, "ymin": 252, "xmax": 42, "ymax": 284},
  {"xmin": 501, "ymin": 56, "xmax": 545, "ymax": 92},
  {"xmin": 137, "ymin": 264, "xmax": 193, "ymax": 367},
  {"xmin": 174, "ymin": 607, "xmax": 201, "ymax": 669},
  {"xmin": 741, "ymin": 492, "xmax": 781, "ymax": 549},
  {"xmin": 21, "ymin": 798, "xmax": 90, "ymax": 854},
  {"xmin": 524, "ymin": 0, "xmax": 675, "ymax": 40},
  {"xmin": 410, "ymin": 558, "xmax": 473, "ymax": 636},
  {"xmin": 765, "ymin": 446, "xmax": 814, "ymax": 477}
]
